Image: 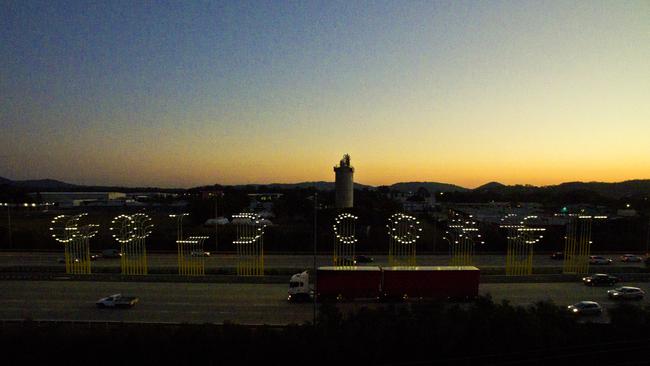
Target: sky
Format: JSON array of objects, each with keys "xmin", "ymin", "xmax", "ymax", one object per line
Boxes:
[{"xmin": 1, "ymin": 0, "xmax": 649, "ymax": 188}]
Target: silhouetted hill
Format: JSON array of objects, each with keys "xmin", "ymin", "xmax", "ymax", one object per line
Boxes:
[
  {"xmin": 467, "ymin": 180, "xmax": 650, "ymax": 199},
  {"xmin": 474, "ymin": 182, "xmax": 506, "ymax": 191},
  {"xmin": 0, "ymin": 177, "xmax": 78, "ymax": 189},
  {"xmin": 0, "ymin": 177, "xmax": 182, "ymax": 193},
  {"xmin": 237, "ymin": 181, "xmax": 373, "ymax": 190},
  {"xmin": 2, "ymin": 176, "xmax": 649, "ymax": 200},
  {"xmin": 19, "ymin": 179, "xmax": 79, "ymax": 189},
  {"xmin": 389, "ymin": 182, "xmax": 469, "ymax": 193},
  {"xmin": 547, "ymin": 180, "xmax": 650, "ymax": 199}
]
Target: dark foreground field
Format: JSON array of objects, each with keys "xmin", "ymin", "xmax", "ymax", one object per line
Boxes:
[{"xmin": 3, "ymin": 297, "xmax": 650, "ymax": 365}]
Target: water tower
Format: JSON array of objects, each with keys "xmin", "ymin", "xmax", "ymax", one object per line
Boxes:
[{"xmin": 334, "ymin": 154, "xmax": 354, "ymax": 208}]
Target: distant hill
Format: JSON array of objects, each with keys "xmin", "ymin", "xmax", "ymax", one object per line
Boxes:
[
  {"xmin": 18, "ymin": 179, "xmax": 79, "ymax": 189},
  {"xmin": 389, "ymin": 182, "xmax": 469, "ymax": 193},
  {"xmin": 0, "ymin": 177, "xmax": 78, "ymax": 189},
  {"xmin": 2, "ymin": 175, "xmax": 649, "ymax": 199},
  {"xmin": 0, "ymin": 177, "xmax": 182, "ymax": 193},
  {"xmin": 474, "ymin": 181, "xmax": 506, "ymax": 191},
  {"xmin": 233, "ymin": 181, "xmax": 373, "ymax": 191},
  {"xmin": 466, "ymin": 180, "xmax": 650, "ymax": 200},
  {"xmin": 545, "ymin": 180, "xmax": 650, "ymax": 199}
]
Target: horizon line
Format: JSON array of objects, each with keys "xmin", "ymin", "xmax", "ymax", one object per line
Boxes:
[{"xmin": 3, "ymin": 176, "xmax": 650, "ymax": 191}]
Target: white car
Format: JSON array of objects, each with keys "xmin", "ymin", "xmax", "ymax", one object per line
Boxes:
[
  {"xmin": 96, "ymin": 294, "xmax": 139, "ymax": 308},
  {"xmin": 607, "ymin": 287, "xmax": 645, "ymax": 300},
  {"xmin": 567, "ymin": 301, "xmax": 602, "ymax": 315},
  {"xmin": 190, "ymin": 251, "xmax": 210, "ymax": 257}
]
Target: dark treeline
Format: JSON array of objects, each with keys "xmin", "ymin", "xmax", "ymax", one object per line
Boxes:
[
  {"xmin": 439, "ymin": 186, "xmax": 650, "ymax": 211},
  {"xmin": 3, "ymin": 297, "xmax": 650, "ymax": 365}
]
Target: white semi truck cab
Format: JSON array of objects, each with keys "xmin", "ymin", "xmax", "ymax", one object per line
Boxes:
[{"xmin": 288, "ymin": 271, "xmax": 311, "ymax": 302}]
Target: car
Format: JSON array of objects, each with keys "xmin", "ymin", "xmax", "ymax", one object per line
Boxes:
[
  {"xmin": 567, "ymin": 301, "xmax": 602, "ymax": 316},
  {"xmin": 582, "ymin": 273, "xmax": 619, "ymax": 286},
  {"xmin": 190, "ymin": 251, "xmax": 211, "ymax": 257},
  {"xmin": 96, "ymin": 294, "xmax": 139, "ymax": 308},
  {"xmin": 620, "ymin": 254, "xmax": 643, "ymax": 262},
  {"xmin": 589, "ymin": 256, "xmax": 612, "ymax": 265},
  {"xmin": 354, "ymin": 255, "xmax": 374, "ymax": 263},
  {"xmin": 607, "ymin": 287, "xmax": 645, "ymax": 300},
  {"xmin": 101, "ymin": 249, "xmax": 122, "ymax": 258},
  {"xmin": 90, "ymin": 254, "xmax": 101, "ymax": 261},
  {"xmin": 57, "ymin": 257, "xmax": 80, "ymax": 264},
  {"xmin": 550, "ymin": 252, "xmax": 564, "ymax": 260}
]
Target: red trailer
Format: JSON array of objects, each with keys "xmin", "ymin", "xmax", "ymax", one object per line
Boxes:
[
  {"xmin": 382, "ymin": 266, "xmax": 480, "ymax": 300},
  {"xmin": 316, "ymin": 266, "xmax": 382, "ymax": 300}
]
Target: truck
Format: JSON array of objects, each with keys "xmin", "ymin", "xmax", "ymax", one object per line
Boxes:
[
  {"xmin": 96, "ymin": 294, "xmax": 139, "ymax": 308},
  {"xmin": 382, "ymin": 266, "xmax": 479, "ymax": 300},
  {"xmin": 317, "ymin": 266, "xmax": 383, "ymax": 300},
  {"xmin": 288, "ymin": 266, "xmax": 480, "ymax": 302},
  {"xmin": 288, "ymin": 271, "xmax": 311, "ymax": 302}
]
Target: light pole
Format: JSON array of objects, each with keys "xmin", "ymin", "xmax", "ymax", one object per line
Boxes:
[
  {"xmin": 313, "ymin": 192, "xmax": 318, "ymax": 326},
  {"xmin": 645, "ymin": 216, "xmax": 650, "ymax": 256},
  {"xmin": 443, "ymin": 232, "xmax": 453, "ymax": 258},
  {"xmin": 2, "ymin": 203, "xmax": 10, "ymax": 248},
  {"xmin": 214, "ymin": 196, "xmax": 219, "ymax": 252},
  {"xmin": 169, "ymin": 213, "xmax": 189, "ymax": 241}
]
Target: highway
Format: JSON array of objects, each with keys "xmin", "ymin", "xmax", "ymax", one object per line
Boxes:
[
  {"xmin": 0, "ymin": 251, "xmax": 645, "ymax": 270},
  {"xmin": 1, "ymin": 280, "xmax": 648, "ymax": 325}
]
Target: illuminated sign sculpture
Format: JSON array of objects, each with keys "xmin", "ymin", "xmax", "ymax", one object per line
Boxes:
[
  {"xmin": 233, "ymin": 213, "xmax": 266, "ymax": 276},
  {"xmin": 501, "ymin": 214, "xmax": 545, "ymax": 276},
  {"xmin": 333, "ymin": 212, "xmax": 358, "ymax": 267},
  {"xmin": 387, "ymin": 213, "xmax": 422, "ymax": 266},
  {"xmin": 445, "ymin": 210, "xmax": 483, "ymax": 266},
  {"xmin": 177, "ymin": 235, "xmax": 209, "ymax": 276},
  {"xmin": 50, "ymin": 213, "xmax": 98, "ymax": 274},
  {"xmin": 110, "ymin": 213, "xmax": 152, "ymax": 275},
  {"xmin": 562, "ymin": 214, "xmax": 607, "ymax": 274}
]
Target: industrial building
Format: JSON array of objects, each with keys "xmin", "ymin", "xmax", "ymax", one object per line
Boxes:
[{"xmin": 28, "ymin": 192, "xmax": 127, "ymax": 207}]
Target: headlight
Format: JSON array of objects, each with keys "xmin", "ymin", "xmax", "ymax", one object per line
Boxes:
[{"xmin": 572, "ymin": 309, "xmax": 579, "ymax": 313}]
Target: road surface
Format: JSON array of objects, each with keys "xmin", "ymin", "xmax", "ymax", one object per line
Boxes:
[
  {"xmin": 0, "ymin": 251, "xmax": 645, "ymax": 270},
  {"xmin": 0, "ymin": 280, "xmax": 647, "ymax": 325}
]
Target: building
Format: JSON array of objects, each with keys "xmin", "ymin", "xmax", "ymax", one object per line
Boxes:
[
  {"xmin": 334, "ymin": 154, "xmax": 354, "ymax": 208},
  {"xmin": 200, "ymin": 190, "xmax": 223, "ymax": 200},
  {"xmin": 29, "ymin": 192, "xmax": 127, "ymax": 207},
  {"xmin": 247, "ymin": 193, "xmax": 283, "ymax": 212}
]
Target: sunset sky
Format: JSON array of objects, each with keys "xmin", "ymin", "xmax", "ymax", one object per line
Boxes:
[{"xmin": 1, "ymin": 1, "xmax": 649, "ymax": 188}]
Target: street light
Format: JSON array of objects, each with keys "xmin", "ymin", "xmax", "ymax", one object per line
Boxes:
[
  {"xmin": 442, "ymin": 235, "xmax": 453, "ymax": 258},
  {"xmin": 169, "ymin": 213, "xmax": 189, "ymax": 241},
  {"xmin": 313, "ymin": 192, "xmax": 318, "ymax": 326},
  {"xmin": 1, "ymin": 203, "xmax": 10, "ymax": 248}
]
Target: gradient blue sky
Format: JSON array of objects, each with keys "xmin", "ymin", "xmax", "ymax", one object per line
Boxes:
[{"xmin": 1, "ymin": 1, "xmax": 649, "ymax": 188}]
